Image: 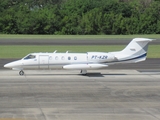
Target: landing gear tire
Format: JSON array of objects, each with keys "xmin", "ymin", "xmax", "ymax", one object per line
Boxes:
[
  {"xmin": 80, "ymin": 70, "xmax": 87, "ymax": 75},
  {"xmin": 19, "ymin": 70, "xmax": 24, "ymax": 76}
]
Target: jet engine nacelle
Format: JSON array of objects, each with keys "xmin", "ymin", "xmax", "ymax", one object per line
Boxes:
[{"xmin": 87, "ymin": 52, "xmax": 115, "ymax": 62}]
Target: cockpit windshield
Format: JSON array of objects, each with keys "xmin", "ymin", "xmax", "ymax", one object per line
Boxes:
[{"xmin": 24, "ymin": 54, "xmax": 36, "ymax": 60}]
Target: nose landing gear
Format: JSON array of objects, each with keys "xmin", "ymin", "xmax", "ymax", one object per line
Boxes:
[{"xmin": 19, "ymin": 70, "xmax": 24, "ymax": 76}]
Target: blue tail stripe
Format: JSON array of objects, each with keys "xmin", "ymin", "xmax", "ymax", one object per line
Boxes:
[{"xmin": 118, "ymin": 53, "xmax": 147, "ymax": 62}]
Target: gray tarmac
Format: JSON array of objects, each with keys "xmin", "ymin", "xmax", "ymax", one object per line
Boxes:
[{"xmin": 0, "ymin": 69, "xmax": 160, "ymax": 120}]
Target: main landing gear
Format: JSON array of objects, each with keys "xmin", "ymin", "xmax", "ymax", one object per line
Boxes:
[
  {"xmin": 80, "ymin": 70, "xmax": 87, "ymax": 75},
  {"xmin": 19, "ymin": 70, "xmax": 24, "ymax": 76}
]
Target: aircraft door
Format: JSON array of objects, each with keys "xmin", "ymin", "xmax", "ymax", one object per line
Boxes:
[{"xmin": 39, "ymin": 55, "xmax": 49, "ymax": 69}]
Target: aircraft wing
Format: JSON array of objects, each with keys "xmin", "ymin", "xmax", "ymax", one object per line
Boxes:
[{"xmin": 63, "ymin": 64, "xmax": 108, "ymax": 70}]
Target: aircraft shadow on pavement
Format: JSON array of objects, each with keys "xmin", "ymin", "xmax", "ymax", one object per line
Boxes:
[
  {"xmin": 25, "ymin": 74, "xmax": 78, "ymax": 76},
  {"xmin": 80, "ymin": 73, "xmax": 127, "ymax": 77},
  {"xmin": 80, "ymin": 73, "xmax": 104, "ymax": 77},
  {"xmin": 25, "ymin": 73, "xmax": 126, "ymax": 77}
]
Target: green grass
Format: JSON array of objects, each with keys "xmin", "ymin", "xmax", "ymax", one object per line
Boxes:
[
  {"xmin": 0, "ymin": 34, "xmax": 160, "ymax": 39},
  {"xmin": 0, "ymin": 45, "xmax": 159, "ymax": 58}
]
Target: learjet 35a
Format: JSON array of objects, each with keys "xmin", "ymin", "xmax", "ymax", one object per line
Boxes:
[{"xmin": 4, "ymin": 38, "xmax": 154, "ymax": 75}]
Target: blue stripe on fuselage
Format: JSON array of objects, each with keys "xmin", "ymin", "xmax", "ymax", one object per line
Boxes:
[
  {"xmin": 118, "ymin": 53, "xmax": 147, "ymax": 62},
  {"xmin": 104, "ymin": 53, "xmax": 147, "ymax": 64}
]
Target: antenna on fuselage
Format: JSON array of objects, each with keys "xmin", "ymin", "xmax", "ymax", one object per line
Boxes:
[
  {"xmin": 53, "ymin": 50, "xmax": 57, "ymax": 53},
  {"xmin": 66, "ymin": 50, "xmax": 71, "ymax": 53}
]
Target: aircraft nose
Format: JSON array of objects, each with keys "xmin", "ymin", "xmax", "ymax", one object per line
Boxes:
[
  {"xmin": 4, "ymin": 60, "xmax": 22, "ymax": 68},
  {"xmin": 4, "ymin": 63, "xmax": 12, "ymax": 68}
]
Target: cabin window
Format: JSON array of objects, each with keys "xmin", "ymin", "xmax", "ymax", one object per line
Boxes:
[
  {"xmin": 55, "ymin": 56, "xmax": 58, "ymax": 60},
  {"xmin": 24, "ymin": 55, "xmax": 36, "ymax": 60},
  {"xmin": 49, "ymin": 56, "xmax": 52, "ymax": 60},
  {"xmin": 74, "ymin": 56, "xmax": 77, "ymax": 60},
  {"xmin": 68, "ymin": 57, "xmax": 71, "ymax": 60},
  {"xmin": 61, "ymin": 56, "xmax": 65, "ymax": 60}
]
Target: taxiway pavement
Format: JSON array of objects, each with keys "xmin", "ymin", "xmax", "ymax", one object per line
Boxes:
[{"xmin": 0, "ymin": 69, "xmax": 160, "ymax": 120}]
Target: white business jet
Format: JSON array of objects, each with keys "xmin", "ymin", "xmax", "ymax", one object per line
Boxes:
[{"xmin": 4, "ymin": 38, "xmax": 154, "ymax": 75}]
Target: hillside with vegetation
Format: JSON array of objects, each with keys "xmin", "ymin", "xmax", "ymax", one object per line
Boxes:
[{"xmin": 0, "ymin": 0, "xmax": 160, "ymax": 35}]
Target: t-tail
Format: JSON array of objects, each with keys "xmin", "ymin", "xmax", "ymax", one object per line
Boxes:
[{"xmin": 110, "ymin": 38, "xmax": 154, "ymax": 63}]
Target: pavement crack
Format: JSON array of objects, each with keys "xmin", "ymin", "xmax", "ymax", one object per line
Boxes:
[
  {"xmin": 142, "ymin": 108, "xmax": 160, "ymax": 120},
  {"xmin": 25, "ymin": 75, "xmax": 47, "ymax": 120}
]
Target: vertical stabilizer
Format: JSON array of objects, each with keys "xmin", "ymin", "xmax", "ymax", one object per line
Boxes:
[{"xmin": 110, "ymin": 38, "xmax": 154, "ymax": 63}]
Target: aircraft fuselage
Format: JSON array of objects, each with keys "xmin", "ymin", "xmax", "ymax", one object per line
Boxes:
[{"xmin": 4, "ymin": 52, "xmax": 115, "ymax": 70}]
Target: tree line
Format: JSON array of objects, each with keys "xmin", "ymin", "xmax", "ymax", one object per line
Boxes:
[{"xmin": 0, "ymin": 0, "xmax": 160, "ymax": 35}]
